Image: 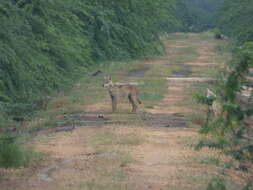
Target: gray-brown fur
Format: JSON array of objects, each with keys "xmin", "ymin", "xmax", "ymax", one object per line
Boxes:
[{"xmin": 102, "ymin": 77, "xmax": 141, "ymax": 113}]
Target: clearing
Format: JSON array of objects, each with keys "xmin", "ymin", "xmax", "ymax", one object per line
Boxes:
[{"xmin": 0, "ymin": 33, "xmax": 246, "ymax": 190}]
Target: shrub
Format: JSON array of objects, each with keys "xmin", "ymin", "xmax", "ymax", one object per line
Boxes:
[
  {"xmin": 0, "ymin": 135, "xmax": 41, "ymax": 168},
  {"xmin": 197, "ymin": 42, "xmax": 253, "ymax": 190},
  {"xmin": 218, "ymin": 0, "xmax": 253, "ymax": 43},
  {"xmin": 207, "ymin": 176, "xmax": 226, "ymax": 190}
]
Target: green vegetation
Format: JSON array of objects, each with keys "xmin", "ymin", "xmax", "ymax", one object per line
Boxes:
[
  {"xmin": 0, "ymin": 0, "xmax": 181, "ymax": 120},
  {"xmin": 78, "ymin": 131, "xmax": 135, "ymax": 190},
  {"xmin": 0, "ymin": 135, "xmax": 42, "ymax": 167},
  {"xmin": 176, "ymin": 0, "xmax": 223, "ymax": 32},
  {"xmin": 194, "ymin": 155, "xmax": 220, "ymax": 166},
  {"xmin": 218, "ymin": 0, "xmax": 253, "ymax": 43},
  {"xmin": 195, "ymin": 1, "xmax": 253, "ymax": 189},
  {"xmin": 0, "ymin": 1, "xmax": 252, "ymax": 189},
  {"xmin": 197, "ymin": 43, "xmax": 253, "ymax": 188},
  {"xmin": 139, "ymin": 65, "xmax": 169, "ymax": 109},
  {"xmin": 207, "ymin": 176, "xmax": 227, "ymax": 190}
]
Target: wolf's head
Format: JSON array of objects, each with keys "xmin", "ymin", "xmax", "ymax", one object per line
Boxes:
[{"xmin": 102, "ymin": 76, "xmax": 113, "ymax": 88}]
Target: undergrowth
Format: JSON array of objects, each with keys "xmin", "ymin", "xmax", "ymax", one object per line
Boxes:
[{"xmin": 0, "ymin": 134, "xmax": 42, "ymax": 168}]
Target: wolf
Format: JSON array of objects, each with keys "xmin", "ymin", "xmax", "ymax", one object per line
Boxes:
[{"xmin": 102, "ymin": 76, "xmax": 142, "ymax": 113}]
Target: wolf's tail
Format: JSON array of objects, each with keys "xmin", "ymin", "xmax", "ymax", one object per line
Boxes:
[{"xmin": 137, "ymin": 99, "xmax": 142, "ymax": 104}]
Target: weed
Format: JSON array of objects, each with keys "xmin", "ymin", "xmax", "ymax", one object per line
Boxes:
[
  {"xmin": 194, "ymin": 155, "xmax": 220, "ymax": 166},
  {"xmin": 109, "ymin": 170, "xmax": 127, "ymax": 181},
  {"xmin": 207, "ymin": 175, "xmax": 226, "ymax": 190},
  {"xmin": 0, "ymin": 135, "xmax": 42, "ymax": 168}
]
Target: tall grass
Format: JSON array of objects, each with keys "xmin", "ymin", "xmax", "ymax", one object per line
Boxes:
[{"xmin": 0, "ymin": 135, "xmax": 41, "ymax": 168}]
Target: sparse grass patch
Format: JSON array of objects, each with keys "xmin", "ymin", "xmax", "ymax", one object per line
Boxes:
[
  {"xmin": 70, "ymin": 149, "xmax": 132, "ymax": 190},
  {"xmin": 166, "ymin": 33, "xmax": 189, "ymax": 40},
  {"xmin": 170, "ymin": 54, "xmax": 198, "ymax": 64},
  {"xmin": 0, "ymin": 135, "xmax": 43, "ymax": 168},
  {"xmin": 118, "ymin": 151, "xmax": 133, "ymax": 167},
  {"xmin": 97, "ymin": 149, "xmax": 133, "ymax": 167},
  {"xmin": 187, "ymin": 112, "xmax": 206, "ymax": 126},
  {"xmin": 144, "ymin": 104, "xmax": 155, "ymax": 109},
  {"xmin": 139, "ymin": 64, "xmax": 172, "ymax": 108},
  {"xmin": 214, "ymin": 41, "xmax": 231, "ymax": 55},
  {"xmin": 194, "ymin": 155, "xmax": 220, "ymax": 166},
  {"xmin": 108, "ymin": 169, "xmax": 127, "ymax": 181},
  {"xmin": 140, "ymin": 91, "xmax": 163, "ymax": 102},
  {"xmin": 166, "ymin": 40, "xmax": 198, "ymax": 64},
  {"xmin": 189, "ymin": 172, "xmax": 215, "ymax": 189},
  {"xmin": 191, "ymin": 66, "xmax": 218, "ymax": 77},
  {"xmin": 178, "ymin": 136, "xmax": 199, "ymax": 147},
  {"xmin": 91, "ymin": 131, "xmax": 141, "ymax": 146},
  {"xmin": 109, "ymin": 114, "xmax": 145, "ymax": 126},
  {"xmin": 28, "ymin": 117, "xmax": 60, "ymax": 133},
  {"xmin": 199, "ymin": 32, "xmax": 216, "ymax": 40},
  {"xmin": 213, "ymin": 41, "xmax": 232, "ymax": 64},
  {"xmin": 181, "ymin": 47, "xmax": 198, "ymax": 55},
  {"xmin": 76, "ymin": 180, "xmax": 126, "ymax": 190},
  {"xmin": 206, "ymin": 175, "xmax": 227, "ymax": 190}
]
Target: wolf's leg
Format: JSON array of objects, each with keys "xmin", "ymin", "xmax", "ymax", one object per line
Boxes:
[
  {"xmin": 111, "ymin": 95, "xmax": 117, "ymax": 112},
  {"xmin": 128, "ymin": 95, "xmax": 137, "ymax": 113}
]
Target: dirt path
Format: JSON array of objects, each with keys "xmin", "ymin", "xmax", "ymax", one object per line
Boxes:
[{"xmin": 0, "ymin": 33, "xmax": 245, "ymax": 190}]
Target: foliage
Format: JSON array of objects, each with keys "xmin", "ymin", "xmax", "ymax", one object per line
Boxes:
[
  {"xmin": 0, "ymin": 134, "xmax": 41, "ymax": 168},
  {"xmin": 207, "ymin": 176, "xmax": 226, "ymax": 190},
  {"xmin": 198, "ymin": 42, "xmax": 253, "ymax": 189},
  {"xmin": 197, "ymin": 1, "xmax": 253, "ymax": 187},
  {"xmin": 203, "ymin": 43, "xmax": 253, "ymax": 159},
  {"xmin": 218, "ymin": 0, "xmax": 253, "ymax": 43},
  {"xmin": 0, "ymin": 0, "xmax": 183, "ymax": 168},
  {"xmin": 176, "ymin": 0, "xmax": 223, "ymax": 32},
  {"xmin": 0, "ymin": 0, "xmax": 181, "ymax": 118},
  {"xmin": 0, "ymin": 0, "xmax": 92, "ymax": 108}
]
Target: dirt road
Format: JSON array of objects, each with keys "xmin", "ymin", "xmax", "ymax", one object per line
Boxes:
[{"xmin": 0, "ymin": 33, "xmax": 245, "ymax": 190}]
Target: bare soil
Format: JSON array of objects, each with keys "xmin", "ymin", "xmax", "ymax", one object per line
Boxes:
[{"xmin": 0, "ymin": 33, "xmax": 247, "ymax": 190}]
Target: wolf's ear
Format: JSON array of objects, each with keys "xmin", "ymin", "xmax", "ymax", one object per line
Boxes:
[{"xmin": 109, "ymin": 76, "xmax": 112, "ymax": 80}]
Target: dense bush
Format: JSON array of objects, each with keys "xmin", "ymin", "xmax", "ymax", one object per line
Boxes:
[
  {"xmin": 176, "ymin": 0, "xmax": 223, "ymax": 32},
  {"xmin": 0, "ymin": 0, "xmax": 92, "ymax": 106},
  {"xmin": 218, "ymin": 0, "xmax": 253, "ymax": 43},
  {"xmin": 0, "ymin": 0, "xmax": 181, "ymax": 118}
]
